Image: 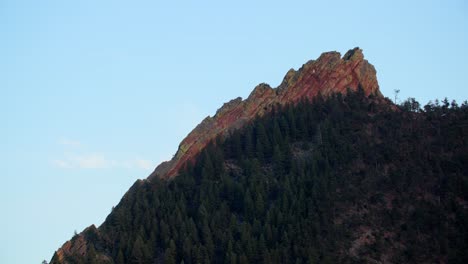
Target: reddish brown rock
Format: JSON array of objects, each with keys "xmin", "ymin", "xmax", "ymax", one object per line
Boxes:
[
  {"xmin": 51, "ymin": 47, "xmax": 384, "ymax": 263},
  {"xmin": 52, "ymin": 225, "xmax": 112, "ymax": 263},
  {"xmin": 150, "ymin": 47, "xmax": 381, "ymax": 179}
]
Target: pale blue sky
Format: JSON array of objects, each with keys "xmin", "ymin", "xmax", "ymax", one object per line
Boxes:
[{"xmin": 1, "ymin": 1, "xmax": 467, "ymax": 263}]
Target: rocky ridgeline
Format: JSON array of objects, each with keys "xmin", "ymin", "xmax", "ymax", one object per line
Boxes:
[{"xmin": 150, "ymin": 47, "xmax": 381, "ymax": 179}]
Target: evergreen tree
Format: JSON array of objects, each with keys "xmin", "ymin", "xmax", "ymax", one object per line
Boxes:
[{"xmin": 53, "ymin": 91, "xmax": 468, "ymax": 264}]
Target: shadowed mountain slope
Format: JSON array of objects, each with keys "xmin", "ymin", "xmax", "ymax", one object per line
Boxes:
[{"xmin": 50, "ymin": 49, "xmax": 468, "ymax": 264}]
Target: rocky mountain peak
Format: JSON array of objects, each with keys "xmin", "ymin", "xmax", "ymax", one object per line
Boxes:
[
  {"xmin": 343, "ymin": 47, "xmax": 364, "ymax": 61},
  {"xmin": 150, "ymin": 47, "xmax": 381, "ymax": 179}
]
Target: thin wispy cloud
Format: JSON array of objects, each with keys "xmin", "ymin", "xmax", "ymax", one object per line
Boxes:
[
  {"xmin": 51, "ymin": 155, "xmax": 155, "ymax": 170},
  {"xmin": 58, "ymin": 138, "xmax": 82, "ymax": 148},
  {"xmin": 52, "ymin": 138, "xmax": 154, "ymax": 170},
  {"xmin": 51, "ymin": 159, "xmax": 73, "ymax": 169},
  {"xmin": 134, "ymin": 159, "xmax": 153, "ymax": 170},
  {"xmin": 51, "ymin": 153, "xmax": 114, "ymax": 169},
  {"xmin": 73, "ymin": 153, "xmax": 113, "ymax": 169}
]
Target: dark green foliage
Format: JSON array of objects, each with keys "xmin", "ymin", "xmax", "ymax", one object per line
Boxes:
[{"xmin": 52, "ymin": 91, "xmax": 468, "ymax": 264}]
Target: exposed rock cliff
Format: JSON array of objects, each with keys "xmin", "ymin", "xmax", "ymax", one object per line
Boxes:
[
  {"xmin": 52, "ymin": 225, "xmax": 112, "ymax": 263},
  {"xmin": 150, "ymin": 47, "xmax": 381, "ymax": 179},
  {"xmin": 52, "ymin": 47, "xmax": 384, "ymax": 263}
]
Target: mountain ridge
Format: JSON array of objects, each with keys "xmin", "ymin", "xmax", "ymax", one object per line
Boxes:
[
  {"xmin": 52, "ymin": 47, "xmax": 424, "ymax": 264},
  {"xmin": 50, "ymin": 85, "xmax": 468, "ymax": 263},
  {"xmin": 150, "ymin": 47, "xmax": 381, "ymax": 179}
]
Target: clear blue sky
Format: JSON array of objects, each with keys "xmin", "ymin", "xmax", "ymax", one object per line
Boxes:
[{"xmin": 1, "ymin": 1, "xmax": 467, "ymax": 263}]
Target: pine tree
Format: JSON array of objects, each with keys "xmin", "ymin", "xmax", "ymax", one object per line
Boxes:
[
  {"xmin": 115, "ymin": 250, "xmax": 125, "ymax": 264},
  {"xmin": 130, "ymin": 236, "xmax": 145, "ymax": 264},
  {"xmin": 164, "ymin": 240, "xmax": 177, "ymax": 264}
]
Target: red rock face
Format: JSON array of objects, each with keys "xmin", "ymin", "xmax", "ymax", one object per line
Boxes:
[
  {"xmin": 150, "ymin": 47, "xmax": 381, "ymax": 179},
  {"xmin": 53, "ymin": 225, "xmax": 112, "ymax": 263},
  {"xmin": 52, "ymin": 48, "xmax": 382, "ymax": 263}
]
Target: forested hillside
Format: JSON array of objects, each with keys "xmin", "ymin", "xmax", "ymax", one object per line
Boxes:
[{"xmin": 51, "ymin": 90, "xmax": 468, "ymax": 264}]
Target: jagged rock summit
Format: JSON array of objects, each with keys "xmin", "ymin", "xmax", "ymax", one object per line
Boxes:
[{"xmin": 150, "ymin": 47, "xmax": 381, "ymax": 179}]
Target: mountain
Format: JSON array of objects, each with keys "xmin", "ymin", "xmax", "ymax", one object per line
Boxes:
[
  {"xmin": 50, "ymin": 48, "xmax": 468, "ymax": 264},
  {"xmin": 150, "ymin": 47, "xmax": 381, "ymax": 179}
]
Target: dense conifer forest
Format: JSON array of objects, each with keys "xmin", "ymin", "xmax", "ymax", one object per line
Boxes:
[{"xmin": 52, "ymin": 90, "xmax": 468, "ymax": 264}]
